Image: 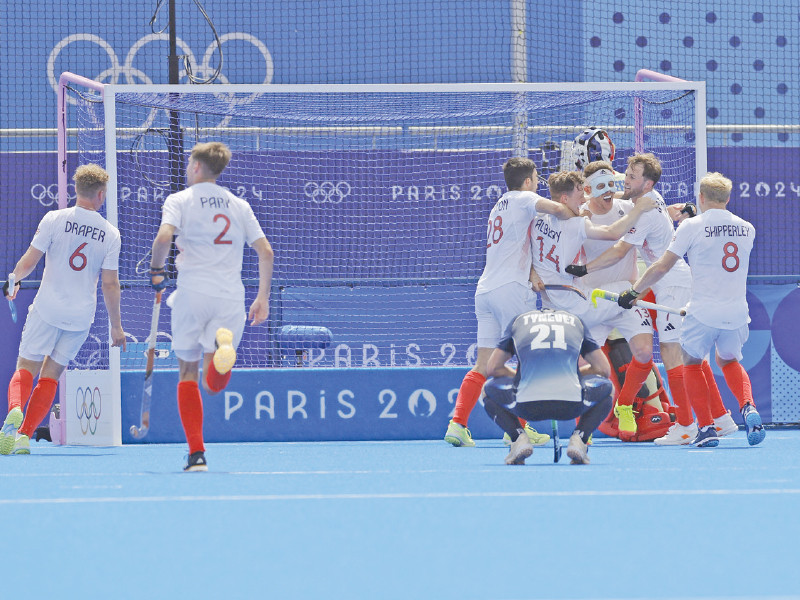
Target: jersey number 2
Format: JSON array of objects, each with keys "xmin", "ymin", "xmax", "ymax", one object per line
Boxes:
[
  {"xmin": 529, "ymin": 323, "xmax": 567, "ymax": 350},
  {"xmin": 213, "ymin": 214, "xmax": 233, "ymax": 245}
]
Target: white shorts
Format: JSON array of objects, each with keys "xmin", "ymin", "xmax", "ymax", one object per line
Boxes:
[
  {"xmin": 680, "ymin": 313, "xmax": 749, "ymax": 362},
  {"xmin": 475, "ymin": 282, "xmax": 538, "ymax": 348},
  {"xmin": 653, "ymin": 286, "xmax": 690, "ymax": 344},
  {"xmin": 168, "ymin": 288, "xmax": 247, "ymax": 362},
  {"xmin": 18, "ymin": 305, "xmax": 90, "ymax": 365}
]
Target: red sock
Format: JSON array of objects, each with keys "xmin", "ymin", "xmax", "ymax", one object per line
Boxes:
[
  {"xmin": 616, "ymin": 357, "xmax": 653, "ymax": 407},
  {"xmin": 683, "ymin": 364, "xmax": 713, "ymax": 428},
  {"xmin": 18, "ymin": 377, "xmax": 58, "ymax": 437},
  {"xmin": 703, "ymin": 361, "xmax": 728, "ymax": 418},
  {"xmin": 721, "ymin": 361, "xmax": 754, "ymax": 410},
  {"xmin": 8, "ymin": 369, "xmax": 34, "ymax": 411},
  {"xmin": 205, "ymin": 362, "xmax": 232, "ymax": 393},
  {"xmin": 177, "ymin": 381, "xmax": 205, "ymax": 454},
  {"xmin": 666, "ymin": 366, "xmax": 694, "ymax": 426},
  {"xmin": 452, "ymin": 371, "xmax": 486, "ymax": 427}
]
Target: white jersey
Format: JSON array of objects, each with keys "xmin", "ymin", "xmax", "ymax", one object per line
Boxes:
[
  {"xmin": 475, "ymin": 191, "xmax": 542, "ymax": 295},
  {"xmin": 30, "ymin": 206, "xmax": 121, "ymax": 331},
  {"xmin": 530, "ymin": 214, "xmax": 588, "ymax": 287},
  {"xmin": 579, "ymin": 198, "xmax": 638, "ymax": 290},
  {"xmin": 162, "ymin": 182, "xmax": 266, "ymax": 300},
  {"xmin": 668, "ymin": 209, "xmax": 755, "ymax": 329},
  {"xmin": 621, "ymin": 190, "xmax": 692, "ymax": 293}
]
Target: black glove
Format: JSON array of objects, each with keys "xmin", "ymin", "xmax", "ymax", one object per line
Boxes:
[
  {"xmin": 565, "ymin": 264, "xmax": 588, "ymax": 277},
  {"xmin": 680, "ymin": 203, "xmax": 697, "ymax": 218},
  {"xmin": 617, "ymin": 288, "xmax": 640, "ymax": 309},
  {"xmin": 149, "ymin": 266, "xmax": 169, "ymax": 291},
  {"xmin": 3, "ymin": 278, "xmax": 17, "ymax": 298}
]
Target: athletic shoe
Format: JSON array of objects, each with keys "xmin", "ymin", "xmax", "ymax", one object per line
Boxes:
[
  {"xmin": 11, "ymin": 433, "xmax": 30, "ymax": 455},
  {"xmin": 212, "ymin": 328, "xmax": 236, "ymax": 374},
  {"xmin": 184, "ymin": 451, "xmax": 208, "ymax": 472},
  {"xmin": 502, "ymin": 423, "xmax": 551, "ymax": 447},
  {"xmin": 504, "ymin": 433, "xmax": 533, "ymax": 465},
  {"xmin": 0, "ymin": 407, "xmax": 24, "ymax": 455},
  {"xmin": 741, "ymin": 403, "xmax": 766, "ymax": 446},
  {"xmin": 654, "ymin": 422, "xmax": 698, "ymax": 446},
  {"xmin": 566, "ymin": 432, "xmax": 590, "ymax": 465},
  {"xmin": 713, "ymin": 411, "xmax": 739, "ymax": 437},
  {"xmin": 691, "ymin": 425, "xmax": 720, "ymax": 448},
  {"xmin": 444, "ymin": 419, "xmax": 476, "ymax": 447},
  {"xmin": 614, "ymin": 403, "xmax": 637, "ymax": 436}
]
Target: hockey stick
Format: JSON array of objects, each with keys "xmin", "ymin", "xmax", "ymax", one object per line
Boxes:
[
  {"xmin": 6, "ymin": 273, "xmax": 17, "ymax": 323},
  {"xmin": 552, "ymin": 419, "xmax": 562, "ymax": 463},
  {"xmin": 590, "ymin": 288, "xmax": 687, "ymax": 316},
  {"xmin": 130, "ymin": 290, "xmax": 163, "ymax": 439},
  {"xmin": 542, "ymin": 284, "xmax": 587, "ymax": 300}
]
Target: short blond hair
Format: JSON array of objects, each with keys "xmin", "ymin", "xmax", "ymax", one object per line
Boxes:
[
  {"xmin": 699, "ymin": 172, "xmax": 732, "ymax": 204},
  {"xmin": 627, "ymin": 153, "xmax": 662, "ymax": 184},
  {"xmin": 73, "ymin": 164, "xmax": 109, "ymax": 197},
  {"xmin": 191, "ymin": 142, "xmax": 232, "ymax": 176},
  {"xmin": 548, "ymin": 171, "xmax": 584, "ymax": 200},
  {"xmin": 583, "ymin": 160, "xmax": 613, "ymax": 178}
]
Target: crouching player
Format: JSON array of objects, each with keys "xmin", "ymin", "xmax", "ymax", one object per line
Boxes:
[{"xmin": 482, "ymin": 308, "xmax": 614, "ymax": 465}]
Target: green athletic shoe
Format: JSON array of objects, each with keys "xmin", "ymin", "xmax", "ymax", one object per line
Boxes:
[
  {"xmin": 614, "ymin": 403, "xmax": 637, "ymax": 436},
  {"xmin": 11, "ymin": 433, "xmax": 30, "ymax": 455},
  {"xmin": 444, "ymin": 419, "xmax": 476, "ymax": 447},
  {"xmin": 502, "ymin": 423, "xmax": 551, "ymax": 447},
  {"xmin": 0, "ymin": 408, "xmax": 24, "ymax": 455}
]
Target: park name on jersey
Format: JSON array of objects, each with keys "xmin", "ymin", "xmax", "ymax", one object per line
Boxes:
[
  {"xmin": 705, "ymin": 224, "xmax": 751, "ymax": 237},
  {"xmin": 64, "ymin": 220, "xmax": 106, "ymax": 242},
  {"xmin": 200, "ymin": 196, "xmax": 231, "ymax": 208}
]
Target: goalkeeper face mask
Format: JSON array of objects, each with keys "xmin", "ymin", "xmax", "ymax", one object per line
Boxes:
[{"xmin": 585, "ymin": 169, "xmax": 616, "ymax": 198}]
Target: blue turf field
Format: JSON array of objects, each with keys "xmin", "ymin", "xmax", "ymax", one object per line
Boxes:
[{"xmin": 1, "ymin": 430, "xmax": 798, "ymax": 600}]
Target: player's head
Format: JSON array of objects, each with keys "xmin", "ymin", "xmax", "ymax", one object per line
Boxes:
[
  {"xmin": 503, "ymin": 156, "xmax": 537, "ymax": 191},
  {"xmin": 584, "ymin": 164, "xmax": 616, "ymax": 202},
  {"xmin": 189, "ymin": 142, "xmax": 232, "ymax": 181},
  {"xmin": 547, "ymin": 171, "xmax": 584, "ymax": 213},
  {"xmin": 73, "ymin": 164, "xmax": 109, "ymax": 206},
  {"xmin": 623, "ymin": 153, "xmax": 662, "ymax": 199},
  {"xmin": 573, "ymin": 127, "xmax": 615, "ymax": 171},
  {"xmin": 699, "ymin": 171, "xmax": 732, "ymax": 205}
]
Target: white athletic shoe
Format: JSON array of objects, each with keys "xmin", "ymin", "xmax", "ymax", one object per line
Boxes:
[
  {"xmin": 714, "ymin": 411, "xmax": 739, "ymax": 437},
  {"xmin": 212, "ymin": 328, "xmax": 236, "ymax": 374},
  {"xmin": 654, "ymin": 422, "xmax": 698, "ymax": 446},
  {"xmin": 504, "ymin": 433, "xmax": 533, "ymax": 465},
  {"xmin": 566, "ymin": 432, "xmax": 590, "ymax": 465}
]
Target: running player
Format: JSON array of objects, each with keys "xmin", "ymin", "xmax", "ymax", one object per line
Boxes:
[
  {"xmin": 482, "ymin": 308, "xmax": 614, "ymax": 465},
  {"xmin": 149, "ymin": 142, "xmax": 274, "ymax": 471},
  {"xmin": 0, "ymin": 164, "xmax": 126, "ymax": 455},
  {"xmin": 443, "ymin": 157, "xmax": 574, "ymax": 448},
  {"xmin": 617, "ymin": 172, "xmax": 765, "ymax": 447}
]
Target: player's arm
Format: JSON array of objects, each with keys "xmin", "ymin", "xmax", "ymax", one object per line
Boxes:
[
  {"xmin": 631, "ymin": 250, "xmax": 680, "ymax": 294},
  {"xmin": 583, "ymin": 195, "xmax": 657, "ymax": 241},
  {"xmin": 566, "ymin": 239, "xmax": 633, "ymax": 278},
  {"xmin": 248, "ymin": 236, "xmax": 274, "ymax": 326},
  {"xmin": 580, "ymin": 348, "xmax": 611, "ymax": 379},
  {"xmin": 101, "ymin": 268, "xmax": 126, "ymax": 350},
  {"xmin": 487, "ymin": 347, "xmax": 515, "ymax": 378},
  {"xmin": 149, "ymin": 223, "xmax": 176, "ymax": 289},
  {"xmin": 4, "ymin": 246, "xmax": 44, "ymax": 299},
  {"xmin": 528, "ymin": 264, "xmax": 545, "ymax": 292},
  {"xmin": 535, "ymin": 197, "xmax": 576, "ymax": 220}
]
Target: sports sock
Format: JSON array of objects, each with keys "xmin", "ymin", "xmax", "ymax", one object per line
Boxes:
[
  {"xmin": 721, "ymin": 361, "xmax": 754, "ymax": 410},
  {"xmin": 177, "ymin": 380, "xmax": 205, "ymax": 454},
  {"xmin": 205, "ymin": 361, "xmax": 232, "ymax": 393},
  {"xmin": 18, "ymin": 377, "xmax": 58, "ymax": 437},
  {"xmin": 452, "ymin": 371, "xmax": 486, "ymax": 427},
  {"xmin": 666, "ymin": 366, "xmax": 694, "ymax": 426},
  {"xmin": 703, "ymin": 361, "xmax": 728, "ymax": 418},
  {"xmin": 683, "ymin": 364, "xmax": 713, "ymax": 428},
  {"xmin": 8, "ymin": 368, "xmax": 34, "ymax": 411},
  {"xmin": 615, "ymin": 357, "xmax": 653, "ymax": 407}
]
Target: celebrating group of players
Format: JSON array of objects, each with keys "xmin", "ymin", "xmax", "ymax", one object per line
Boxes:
[{"xmin": 444, "ymin": 128, "xmax": 766, "ymax": 465}]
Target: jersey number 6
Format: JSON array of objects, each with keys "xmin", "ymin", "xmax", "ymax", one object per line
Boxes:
[{"xmin": 69, "ymin": 242, "xmax": 88, "ymax": 271}]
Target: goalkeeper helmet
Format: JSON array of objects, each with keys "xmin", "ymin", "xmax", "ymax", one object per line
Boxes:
[{"xmin": 573, "ymin": 127, "xmax": 616, "ymax": 170}]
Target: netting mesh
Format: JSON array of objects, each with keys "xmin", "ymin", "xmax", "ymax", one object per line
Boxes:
[{"xmin": 69, "ymin": 85, "xmax": 698, "ymax": 369}]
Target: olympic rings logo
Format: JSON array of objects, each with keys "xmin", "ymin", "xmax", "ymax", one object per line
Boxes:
[
  {"xmin": 30, "ymin": 183, "xmax": 77, "ymax": 207},
  {"xmin": 47, "ymin": 32, "xmax": 274, "ymax": 129},
  {"xmin": 75, "ymin": 386, "xmax": 102, "ymax": 435},
  {"xmin": 304, "ymin": 181, "xmax": 352, "ymax": 204}
]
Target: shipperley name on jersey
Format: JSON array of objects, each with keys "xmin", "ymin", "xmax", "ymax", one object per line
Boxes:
[
  {"xmin": 704, "ymin": 224, "xmax": 752, "ymax": 237},
  {"xmin": 64, "ymin": 220, "xmax": 106, "ymax": 242}
]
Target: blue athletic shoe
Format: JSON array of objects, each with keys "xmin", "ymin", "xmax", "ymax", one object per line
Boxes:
[
  {"xmin": 741, "ymin": 403, "xmax": 766, "ymax": 446},
  {"xmin": 691, "ymin": 425, "xmax": 719, "ymax": 448}
]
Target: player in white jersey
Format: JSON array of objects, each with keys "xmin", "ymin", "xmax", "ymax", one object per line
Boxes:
[
  {"xmin": 149, "ymin": 142, "xmax": 274, "ymax": 471},
  {"xmin": 0, "ymin": 164, "xmax": 125, "ymax": 455},
  {"xmin": 618, "ymin": 172, "xmax": 765, "ymax": 448},
  {"xmin": 444, "ymin": 157, "xmax": 574, "ymax": 448}
]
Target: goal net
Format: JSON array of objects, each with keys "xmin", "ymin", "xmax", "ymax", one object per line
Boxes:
[{"xmin": 62, "ymin": 80, "xmax": 704, "ymax": 372}]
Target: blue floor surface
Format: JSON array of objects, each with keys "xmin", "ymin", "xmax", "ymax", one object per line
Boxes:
[{"xmin": 0, "ymin": 430, "xmax": 798, "ymax": 600}]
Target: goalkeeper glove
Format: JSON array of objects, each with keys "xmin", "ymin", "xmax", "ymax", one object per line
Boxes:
[
  {"xmin": 149, "ymin": 266, "xmax": 169, "ymax": 291},
  {"xmin": 565, "ymin": 264, "xmax": 588, "ymax": 277},
  {"xmin": 680, "ymin": 203, "xmax": 698, "ymax": 218},
  {"xmin": 617, "ymin": 288, "xmax": 640, "ymax": 309}
]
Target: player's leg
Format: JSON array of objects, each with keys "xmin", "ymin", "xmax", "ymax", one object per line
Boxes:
[
  {"xmin": 614, "ymin": 326, "xmax": 654, "ymax": 438},
  {"xmin": 703, "ymin": 359, "xmax": 737, "ymax": 436},
  {"xmin": 679, "ymin": 316, "xmax": 719, "ymax": 447},
  {"xmin": 1, "ymin": 357, "xmax": 40, "ymax": 453},
  {"xmin": 716, "ymin": 326, "xmax": 765, "ymax": 446},
  {"xmin": 201, "ymin": 297, "xmax": 246, "ymax": 395},
  {"xmin": 177, "ymin": 358, "xmax": 208, "ymax": 471},
  {"xmin": 569, "ymin": 376, "xmax": 614, "ymax": 464},
  {"xmin": 482, "ymin": 376, "xmax": 532, "ymax": 464}
]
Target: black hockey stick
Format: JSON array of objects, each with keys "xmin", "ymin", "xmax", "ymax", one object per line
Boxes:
[
  {"xmin": 552, "ymin": 419, "xmax": 562, "ymax": 463},
  {"xmin": 130, "ymin": 290, "xmax": 163, "ymax": 439}
]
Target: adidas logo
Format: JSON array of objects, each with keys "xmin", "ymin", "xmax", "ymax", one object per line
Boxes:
[{"xmin": 664, "ymin": 323, "xmax": 676, "ymax": 331}]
